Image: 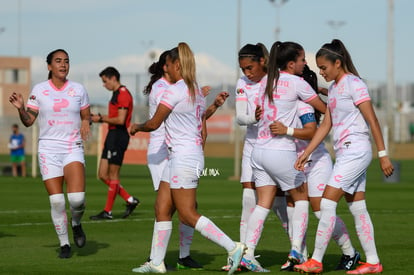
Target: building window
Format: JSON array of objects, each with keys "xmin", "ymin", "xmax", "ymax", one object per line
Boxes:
[{"xmin": 4, "ymin": 68, "xmax": 28, "ymax": 84}]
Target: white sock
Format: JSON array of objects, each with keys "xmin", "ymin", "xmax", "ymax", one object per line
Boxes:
[
  {"xmin": 49, "ymin": 193, "xmax": 69, "ymax": 246},
  {"xmin": 348, "ymin": 200, "xmax": 380, "ymax": 264},
  {"xmin": 312, "ymin": 198, "xmax": 337, "ymax": 262},
  {"xmin": 240, "ymin": 188, "xmax": 256, "ymax": 243},
  {"xmin": 245, "ymin": 205, "xmax": 270, "ymax": 257},
  {"xmin": 291, "ymin": 200, "xmax": 309, "ymax": 252},
  {"xmin": 149, "ymin": 220, "xmax": 156, "ymax": 260},
  {"xmin": 314, "ymin": 211, "xmax": 354, "ymax": 257},
  {"xmin": 195, "ymin": 216, "xmax": 235, "ymax": 252},
  {"xmin": 272, "ymin": 196, "xmax": 289, "ymax": 234},
  {"xmin": 127, "ymin": 195, "xmax": 134, "ymax": 203},
  {"xmin": 151, "ymin": 221, "xmax": 172, "ymax": 266},
  {"xmin": 67, "ymin": 192, "xmax": 85, "ymax": 226},
  {"xmin": 179, "ymin": 222, "xmax": 194, "ymax": 259},
  {"xmin": 287, "ymin": 206, "xmax": 295, "ymax": 242},
  {"xmin": 332, "ymin": 216, "xmax": 355, "ymax": 256}
]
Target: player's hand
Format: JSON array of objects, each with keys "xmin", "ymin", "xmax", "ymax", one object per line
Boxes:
[
  {"xmin": 380, "ymin": 156, "xmax": 394, "ymax": 177},
  {"xmin": 269, "ymin": 121, "xmax": 288, "ymax": 136},
  {"xmin": 255, "ymin": 105, "xmax": 262, "ymax": 121},
  {"xmin": 214, "ymin": 92, "xmax": 229, "ymax": 107},
  {"xmin": 295, "ymin": 151, "xmax": 310, "ymax": 171},
  {"xmin": 130, "ymin": 123, "xmax": 139, "ymax": 136},
  {"xmin": 9, "ymin": 92, "xmax": 24, "ymax": 110},
  {"xmin": 201, "ymin": 86, "xmax": 211, "ymax": 97}
]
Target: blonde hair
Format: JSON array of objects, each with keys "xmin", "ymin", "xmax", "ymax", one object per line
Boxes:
[{"xmin": 177, "ymin": 42, "xmax": 198, "ymax": 103}]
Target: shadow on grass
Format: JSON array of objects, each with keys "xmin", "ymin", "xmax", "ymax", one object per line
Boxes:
[
  {"xmin": 0, "ymin": 231, "xmax": 16, "ymax": 238},
  {"xmin": 47, "ymin": 240, "xmax": 110, "ymax": 258}
]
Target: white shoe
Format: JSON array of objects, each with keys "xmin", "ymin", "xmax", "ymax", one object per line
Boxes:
[
  {"xmin": 227, "ymin": 242, "xmax": 246, "ymax": 275},
  {"xmin": 241, "ymin": 256, "xmax": 270, "ymax": 272},
  {"xmin": 132, "ymin": 261, "xmax": 167, "ymax": 273}
]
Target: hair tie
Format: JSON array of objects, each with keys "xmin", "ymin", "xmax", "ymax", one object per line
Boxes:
[{"xmin": 321, "ymin": 47, "xmax": 343, "ymax": 57}]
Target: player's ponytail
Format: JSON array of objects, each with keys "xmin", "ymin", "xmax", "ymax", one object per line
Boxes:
[
  {"xmin": 143, "ymin": 50, "xmax": 170, "ymax": 95},
  {"xmin": 316, "ymin": 39, "xmax": 360, "ymax": 78}
]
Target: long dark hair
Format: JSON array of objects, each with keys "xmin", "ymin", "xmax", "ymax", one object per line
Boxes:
[
  {"xmin": 301, "ymin": 64, "xmax": 322, "ymax": 123},
  {"xmin": 143, "ymin": 50, "xmax": 170, "ymax": 95},
  {"xmin": 265, "ymin": 41, "xmax": 304, "ymax": 102},
  {"xmin": 46, "ymin": 49, "xmax": 69, "ymax": 79},
  {"xmin": 316, "ymin": 39, "xmax": 359, "ymax": 77}
]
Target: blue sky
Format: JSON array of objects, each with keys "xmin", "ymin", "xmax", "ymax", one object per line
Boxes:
[{"xmin": 0, "ymin": 0, "xmax": 412, "ymax": 86}]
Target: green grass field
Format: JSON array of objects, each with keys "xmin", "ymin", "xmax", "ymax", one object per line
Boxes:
[{"xmin": 0, "ymin": 155, "xmax": 413, "ymax": 274}]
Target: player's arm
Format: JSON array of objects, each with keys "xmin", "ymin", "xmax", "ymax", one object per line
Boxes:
[
  {"xmin": 201, "ymin": 113, "xmax": 207, "ymax": 149},
  {"xmin": 205, "ymin": 92, "xmax": 229, "ymax": 120},
  {"xmin": 295, "ymin": 109, "xmax": 332, "ymax": 171},
  {"xmin": 358, "ymin": 101, "xmax": 394, "ymax": 177},
  {"xmin": 9, "ymin": 92, "xmax": 38, "ymax": 127},
  {"xmin": 269, "ymin": 113, "xmax": 317, "ymax": 140},
  {"xmin": 80, "ymin": 107, "xmax": 91, "ymax": 141},
  {"xmin": 130, "ymin": 104, "xmax": 171, "ymax": 135}
]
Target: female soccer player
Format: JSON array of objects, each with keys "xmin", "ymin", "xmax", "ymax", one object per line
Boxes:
[
  {"xmin": 294, "ymin": 39, "xmax": 394, "ymax": 274},
  {"xmin": 130, "ymin": 42, "xmax": 245, "ymax": 275},
  {"xmin": 273, "ymin": 65, "xmax": 359, "ymax": 272},
  {"xmin": 243, "ymin": 41, "xmax": 326, "ymax": 271},
  {"xmin": 9, "ymin": 49, "xmax": 90, "ymax": 258},
  {"xmin": 227, "ymin": 43, "xmax": 288, "ymax": 273},
  {"xmin": 143, "ymin": 50, "xmax": 202, "ymax": 270}
]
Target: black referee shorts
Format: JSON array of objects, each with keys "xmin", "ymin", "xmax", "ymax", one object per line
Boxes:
[{"xmin": 101, "ymin": 128, "xmax": 130, "ymax": 166}]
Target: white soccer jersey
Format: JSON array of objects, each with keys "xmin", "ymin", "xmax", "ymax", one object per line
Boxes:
[
  {"xmin": 235, "ymin": 75, "xmax": 263, "ymax": 143},
  {"xmin": 328, "ymin": 74, "xmax": 371, "ymax": 155},
  {"xmin": 148, "ymin": 77, "xmax": 171, "ymax": 153},
  {"xmin": 27, "ymin": 80, "xmax": 90, "ymax": 153},
  {"xmin": 159, "ymin": 79, "xmax": 205, "ymax": 156},
  {"xmin": 256, "ymin": 72, "xmax": 318, "ymax": 151}
]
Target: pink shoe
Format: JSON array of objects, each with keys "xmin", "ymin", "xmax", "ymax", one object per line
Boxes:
[
  {"xmin": 346, "ymin": 261, "xmax": 383, "ymax": 274},
  {"xmin": 294, "ymin": 259, "xmax": 323, "ymax": 274}
]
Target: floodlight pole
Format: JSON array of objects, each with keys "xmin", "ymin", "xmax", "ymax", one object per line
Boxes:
[
  {"xmin": 386, "ymin": 0, "xmax": 394, "ymax": 154},
  {"xmin": 269, "ymin": 0, "xmax": 288, "ymax": 41},
  {"xmin": 231, "ymin": 0, "xmax": 242, "ymax": 180}
]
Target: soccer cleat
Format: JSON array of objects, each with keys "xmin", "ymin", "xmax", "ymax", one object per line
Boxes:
[
  {"xmin": 176, "ymin": 255, "xmax": 203, "ymax": 270},
  {"xmin": 288, "ymin": 249, "xmax": 304, "ymax": 265},
  {"xmin": 59, "ymin": 244, "xmax": 71, "ymax": 259},
  {"xmin": 227, "ymin": 242, "xmax": 247, "ymax": 275},
  {"xmin": 72, "ymin": 223, "xmax": 86, "ymax": 248},
  {"xmin": 294, "ymin": 258, "xmax": 323, "ymax": 274},
  {"xmin": 280, "ymin": 259, "xmax": 295, "ymax": 272},
  {"xmin": 89, "ymin": 210, "xmax": 113, "ymax": 220},
  {"xmin": 346, "ymin": 261, "xmax": 383, "ymax": 274},
  {"xmin": 122, "ymin": 197, "xmax": 140, "ymax": 218},
  {"xmin": 221, "ymin": 264, "xmax": 242, "ymax": 272},
  {"xmin": 132, "ymin": 261, "xmax": 167, "ymax": 273},
  {"xmin": 336, "ymin": 251, "xmax": 361, "ymax": 270},
  {"xmin": 240, "ymin": 256, "xmax": 270, "ymax": 272}
]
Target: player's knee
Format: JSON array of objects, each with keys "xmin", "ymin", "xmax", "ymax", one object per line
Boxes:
[
  {"xmin": 49, "ymin": 193, "xmax": 66, "ymax": 212},
  {"xmin": 67, "ymin": 192, "xmax": 85, "ymax": 210}
]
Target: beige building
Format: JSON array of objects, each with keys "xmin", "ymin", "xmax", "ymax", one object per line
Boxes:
[
  {"xmin": 0, "ymin": 56, "xmax": 31, "ymax": 117},
  {"xmin": 0, "ymin": 56, "xmax": 32, "ymax": 156}
]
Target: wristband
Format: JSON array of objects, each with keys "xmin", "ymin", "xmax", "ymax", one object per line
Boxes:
[
  {"xmin": 378, "ymin": 150, "xmax": 387, "ymax": 158},
  {"xmin": 286, "ymin": 127, "xmax": 294, "ymax": 136}
]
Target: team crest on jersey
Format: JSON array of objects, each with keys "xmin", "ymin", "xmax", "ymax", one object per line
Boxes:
[
  {"xmin": 236, "ymin": 88, "xmax": 244, "ymax": 95},
  {"xmin": 30, "ymin": 95, "xmax": 36, "ymax": 100},
  {"xmin": 67, "ymin": 88, "xmax": 76, "ymax": 97}
]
